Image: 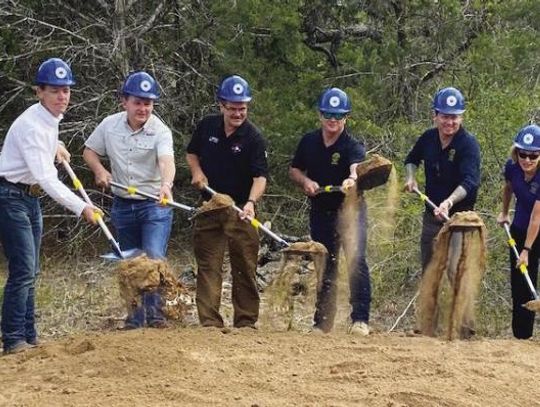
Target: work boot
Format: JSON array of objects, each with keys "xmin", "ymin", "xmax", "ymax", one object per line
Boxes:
[{"xmin": 348, "ymin": 321, "xmax": 370, "ymax": 336}]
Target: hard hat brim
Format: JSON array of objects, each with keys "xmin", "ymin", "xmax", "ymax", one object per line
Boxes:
[{"xmin": 514, "ymin": 142, "xmax": 540, "ymax": 152}]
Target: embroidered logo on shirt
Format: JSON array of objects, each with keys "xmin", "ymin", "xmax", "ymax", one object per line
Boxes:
[
  {"xmin": 209, "ymin": 136, "xmax": 219, "ymax": 144},
  {"xmin": 530, "ymin": 182, "xmax": 539, "ymax": 195},
  {"xmin": 331, "ymin": 152, "xmax": 340, "ymax": 165},
  {"xmin": 231, "ymin": 144, "xmax": 242, "ymax": 154},
  {"xmin": 448, "ymin": 149, "xmax": 456, "ymax": 162}
]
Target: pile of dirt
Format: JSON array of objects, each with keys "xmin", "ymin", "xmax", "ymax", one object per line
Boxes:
[
  {"xmin": 2, "ymin": 328, "xmax": 539, "ymax": 406},
  {"xmin": 197, "ymin": 193, "xmax": 234, "ymax": 214}
]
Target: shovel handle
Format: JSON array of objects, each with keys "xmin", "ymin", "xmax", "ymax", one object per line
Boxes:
[
  {"xmin": 110, "ymin": 181, "xmax": 196, "ymax": 214},
  {"xmin": 502, "ymin": 223, "xmax": 540, "ymax": 300},
  {"xmin": 62, "ymin": 161, "xmax": 124, "ymax": 259},
  {"xmin": 412, "ymin": 187, "xmax": 450, "ymax": 222},
  {"xmin": 203, "ymin": 185, "xmax": 290, "ymax": 248},
  {"xmin": 316, "ymin": 185, "xmax": 344, "ymax": 194}
]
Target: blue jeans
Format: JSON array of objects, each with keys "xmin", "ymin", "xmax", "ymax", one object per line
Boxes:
[
  {"xmin": 111, "ymin": 197, "xmax": 173, "ymax": 327},
  {"xmin": 0, "ymin": 184, "xmax": 42, "ymax": 351},
  {"xmin": 310, "ymin": 200, "xmax": 371, "ymax": 331}
]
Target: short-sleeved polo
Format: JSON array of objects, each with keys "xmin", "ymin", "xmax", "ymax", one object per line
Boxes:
[
  {"xmin": 504, "ymin": 159, "xmax": 540, "ymax": 232},
  {"xmin": 85, "ymin": 112, "xmax": 173, "ymax": 198},
  {"xmin": 291, "ymin": 128, "xmax": 365, "ymax": 212},
  {"xmin": 187, "ymin": 114, "xmax": 268, "ymax": 204}
]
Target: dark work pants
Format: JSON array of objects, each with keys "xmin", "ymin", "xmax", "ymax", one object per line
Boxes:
[
  {"xmin": 310, "ymin": 201, "xmax": 371, "ymax": 332},
  {"xmin": 509, "ymin": 225, "xmax": 539, "ymax": 339},
  {"xmin": 420, "ymin": 212, "xmax": 444, "ymax": 271},
  {"xmin": 193, "ymin": 207, "xmax": 260, "ymax": 328}
]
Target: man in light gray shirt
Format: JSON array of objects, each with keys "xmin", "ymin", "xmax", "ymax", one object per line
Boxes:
[{"xmin": 83, "ymin": 71, "xmax": 175, "ymax": 330}]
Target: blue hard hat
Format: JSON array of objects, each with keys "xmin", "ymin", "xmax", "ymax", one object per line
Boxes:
[
  {"xmin": 318, "ymin": 88, "xmax": 351, "ymax": 114},
  {"xmin": 121, "ymin": 71, "xmax": 160, "ymax": 100},
  {"xmin": 217, "ymin": 75, "xmax": 252, "ymax": 102},
  {"xmin": 514, "ymin": 124, "xmax": 540, "ymax": 152},
  {"xmin": 432, "ymin": 87, "xmax": 465, "ymax": 115},
  {"xmin": 35, "ymin": 58, "xmax": 76, "ymax": 86}
]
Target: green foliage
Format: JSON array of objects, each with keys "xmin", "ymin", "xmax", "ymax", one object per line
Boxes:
[{"xmin": 0, "ymin": 0, "xmax": 539, "ymax": 335}]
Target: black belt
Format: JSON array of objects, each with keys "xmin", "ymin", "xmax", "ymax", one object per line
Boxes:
[{"xmin": 0, "ymin": 177, "xmax": 42, "ymax": 197}]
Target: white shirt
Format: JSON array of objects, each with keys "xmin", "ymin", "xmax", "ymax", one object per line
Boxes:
[
  {"xmin": 0, "ymin": 103, "xmax": 87, "ymax": 215},
  {"xmin": 85, "ymin": 112, "xmax": 174, "ymax": 199}
]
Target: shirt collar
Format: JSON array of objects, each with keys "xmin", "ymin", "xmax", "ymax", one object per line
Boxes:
[
  {"xmin": 37, "ymin": 102, "xmax": 63, "ymax": 125},
  {"xmin": 122, "ymin": 112, "xmax": 152, "ymax": 134}
]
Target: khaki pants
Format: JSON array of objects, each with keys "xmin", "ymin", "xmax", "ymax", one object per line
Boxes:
[{"xmin": 193, "ymin": 207, "xmax": 260, "ymax": 328}]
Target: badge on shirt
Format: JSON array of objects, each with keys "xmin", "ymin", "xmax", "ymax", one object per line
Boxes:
[
  {"xmin": 331, "ymin": 152, "xmax": 340, "ymax": 165},
  {"xmin": 448, "ymin": 149, "xmax": 456, "ymax": 162},
  {"xmin": 231, "ymin": 144, "xmax": 242, "ymax": 154},
  {"xmin": 530, "ymin": 182, "xmax": 539, "ymax": 195},
  {"xmin": 209, "ymin": 136, "xmax": 219, "ymax": 144}
]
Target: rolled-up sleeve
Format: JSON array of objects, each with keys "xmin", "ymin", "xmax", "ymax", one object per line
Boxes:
[{"xmin": 458, "ymin": 138, "xmax": 481, "ymax": 194}]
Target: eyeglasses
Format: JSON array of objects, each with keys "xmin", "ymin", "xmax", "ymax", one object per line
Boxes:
[
  {"xmin": 222, "ymin": 104, "xmax": 247, "ymax": 114},
  {"xmin": 518, "ymin": 151, "xmax": 540, "ymax": 160},
  {"xmin": 321, "ymin": 112, "xmax": 348, "ymax": 120}
]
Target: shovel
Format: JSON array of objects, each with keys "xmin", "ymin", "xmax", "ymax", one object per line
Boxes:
[
  {"xmin": 202, "ymin": 185, "xmax": 291, "ymax": 248},
  {"xmin": 412, "ymin": 187, "xmax": 450, "ymax": 222},
  {"xmin": 110, "ymin": 181, "xmax": 197, "ymax": 216},
  {"xmin": 315, "ymin": 185, "xmax": 345, "ymax": 194},
  {"xmin": 62, "ymin": 161, "xmax": 140, "ymax": 260},
  {"xmin": 502, "ymin": 223, "xmax": 540, "ymax": 311}
]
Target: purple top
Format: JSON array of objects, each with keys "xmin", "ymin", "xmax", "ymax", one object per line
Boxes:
[{"xmin": 504, "ymin": 159, "xmax": 540, "ymax": 232}]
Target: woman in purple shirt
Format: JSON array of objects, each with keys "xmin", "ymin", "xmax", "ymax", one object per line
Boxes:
[{"xmin": 497, "ymin": 124, "xmax": 540, "ymax": 339}]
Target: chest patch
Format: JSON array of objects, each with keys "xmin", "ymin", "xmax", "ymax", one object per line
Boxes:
[
  {"xmin": 209, "ymin": 136, "xmax": 219, "ymax": 144},
  {"xmin": 530, "ymin": 181, "xmax": 539, "ymax": 195},
  {"xmin": 231, "ymin": 143, "xmax": 242, "ymax": 154},
  {"xmin": 331, "ymin": 152, "xmax": 340, "ymax": 165}
]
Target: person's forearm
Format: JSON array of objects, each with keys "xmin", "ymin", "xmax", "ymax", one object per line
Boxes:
[
  {"xmin": 524, "ymin": 203, "xmax": 540, "ymax": 249},
  {"xmin": 248, "ymin": 176, "xmax": 266, "ymax": 202},
  {"xmin": 186, "ymin": 153, "xmax": 203, "ymax": 176},
  {"xmin": 446, "ymin": 185, "xmax": 467, "ymax": 206},
  {"xmin": 501, "ymin": 182, "xmax": 513, "ymax": 216},
  {"xmin": 158, "ymin": 155, "xmax": 175, "ymax": 186},
  {"xmin": 405, "ymin": 163, "xmax": 417, "ymax": 183},
  {"xmin": 83, "ymin": 147, "xmax": 107, "ymax": 175},
  {"xmin": 289, "ymin": 166, "xmax": 309, "ymax": 187}
]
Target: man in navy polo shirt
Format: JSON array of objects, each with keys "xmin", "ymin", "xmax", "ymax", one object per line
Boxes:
[
  {"xmin": 404, "ymin": 87, "xmax": 481, "ymax": 271},
  {"xmin": 289, "ymin": 88, "xmax": 371, "ymax": 336},
  {"xmin": 186, "ymin": 75, "xmax": 268, "ymax": 329}
]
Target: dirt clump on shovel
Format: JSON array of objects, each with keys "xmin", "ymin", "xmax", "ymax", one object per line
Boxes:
[
  {"xmin": 117, "ymin": 256, "xmax": 189, "ymax": 321},
  {"xmin": 197, "ymin": 193, "xmax": 234, "ymax": 214}
]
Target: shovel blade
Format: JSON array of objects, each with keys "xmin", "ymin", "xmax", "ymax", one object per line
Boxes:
[{"xmin": 100, "ymin": 248, "xmax": 145, "ymax": 261}]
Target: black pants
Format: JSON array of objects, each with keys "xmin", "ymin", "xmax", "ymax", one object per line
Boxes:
[{"xmin": 509, "ymin": 225, "xmax": 539, "ymax": 339}]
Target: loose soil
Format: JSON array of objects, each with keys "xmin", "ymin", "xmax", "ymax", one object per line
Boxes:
[{"xmin": 1, "ymin": 328, "xmax": 539, "ymax": 407}]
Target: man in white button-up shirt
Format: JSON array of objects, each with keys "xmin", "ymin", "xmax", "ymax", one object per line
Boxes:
[
  {"xmin": 0, "ymin": 58, "xmax": 97, "ymax": 355},
  {"xmin": 83, "ymin": 71, "xmax": 175, "ymax": 330}
]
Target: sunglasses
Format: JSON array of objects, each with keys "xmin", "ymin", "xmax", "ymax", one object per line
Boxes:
[
  {"xmin": 321, "ymin": 112, "xmax": 348, "ymax": 120},
  {"xmin": 518, "ymin": 151, "xmax": 540, "ymax": 160}
]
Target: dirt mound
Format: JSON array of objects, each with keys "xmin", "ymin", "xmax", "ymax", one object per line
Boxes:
[{"xmin": 1, "ymin": 328, "xmax": 539, "ymax": 406}]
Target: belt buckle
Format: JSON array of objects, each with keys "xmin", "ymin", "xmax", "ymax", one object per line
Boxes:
[{"xmin": 28, "ymin": 184, "xmax": 42, "ymax": 197}]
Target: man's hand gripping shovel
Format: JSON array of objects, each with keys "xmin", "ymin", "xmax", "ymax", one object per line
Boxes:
[
  {"xmin": 502, "ymin": 222, "xmax": 540, "ymax": 312},
  {"xmin": 62, "ymin": 161, "xmax": 141, "ymax": 260}
]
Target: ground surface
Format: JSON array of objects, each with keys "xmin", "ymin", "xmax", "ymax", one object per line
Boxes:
[{"xmin": 1, "ymin": 327, "xmax": 539, "ymax": 407}]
